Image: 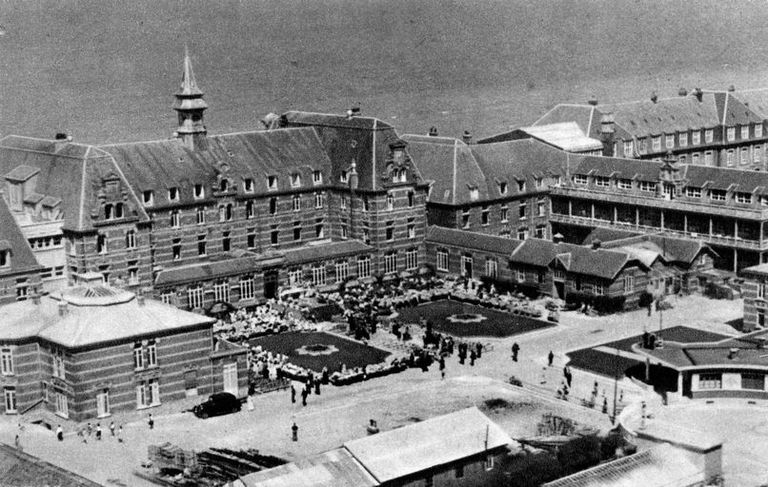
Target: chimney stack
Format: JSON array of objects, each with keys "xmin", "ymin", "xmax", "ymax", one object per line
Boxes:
[
  {"xmin": 600, "ymin": 113, "xmax": 615, "ymax": 157},
  {"xmin": 728, "ymin": 347, "xmax": 739, "ymax": 359},
  {"xmin": 678, "ymin": 87, "xmax": 688, "ymax": 97},
  {"xmin": 553, "ymin": 233, "xmax": 564, "ymax": 244},
  {"xmin": 650, "ymin": 92, "xmax": 658, "ymax": 103},
  {"xmin": 587, "ymin": 96, "xmax": 598, "ymax": 106},
  {"xmin": 462, "ymin": 130, "xmax": 472, "ymax": 145},
  {"xmin": 693, "ymin": 87, "xmax": 703, "ymax": 102},
  {"xmin": 57, "ymin": 301, "xmax": 68, "ymax": 317},
  {"xmin": 591, "ymin": 239, "xmax": 602, "ymax": 250},
  {"xmin": 728, "ymin": 84, "xmax": 736, "ymax": 92},
  {"xmin": 428, "ymin": 126, "xmax": 439, "ymax": 137},
  {"xmin": 346, "ymin": 107, "xmax": 361, "ymax": 119},
  {"xmin": 54, "ymin": 133, "xmax": 72, "ymax": 153}
]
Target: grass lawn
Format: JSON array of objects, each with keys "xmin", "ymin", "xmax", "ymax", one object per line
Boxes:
[
  {"xmin": 567, "ymin": 326, "xmax": 729, "ymax": 378},
  {"xmin": 249, "ymin": 332, "xmax": 389, "ymax": 373},
  {"xmin": 396, "ymin": 300, "xmax": 553, "ymax": 338}
]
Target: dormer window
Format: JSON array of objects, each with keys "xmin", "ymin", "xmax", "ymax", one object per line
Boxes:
[
  {"xmin": 735, "ymin": 192, "xmax": 752, "ymax": 204},
  {"xmin": 574, "ymin": 175, "xmax": 588, "ymax": 185},
  {"xmin": 219, "ymin": 179, "xmax": 229, "ymax": 192},
  {"xmin": 142, "ymin": 190, "xmax": 154, "ymax": 206},
  {"xmin": 290, "ymin": 173, "xmax": 301, "ymax": 188},
  {"xmin": 340, "ymin": 170, "xmax": 349, "ymax": 183},
  {"xmin": 534, "ymin": 178, "xmax": 543, "ymax": 189},
  {"xmin": 594, "ymin": 176, "xmax": 610, "ymax": 187},
  {"xmin": 617, "ymin": 179, "xmax": 632, "ymax": 189},
  {"xmin": 267, "ymin": 175, "xmax": 278, "ymax": 191},
  {"xmin": 243, "ymin": 178, "xmax": 254, "ymax": 193},
  {"xmin": 312, "ymin": 171, "xmax": 322, "ymax": 185},
  {"xmin": 517, "ymin": 180, "xmax": 526, "ymax": 192},
  {"xmin": 756, "ymin": 124, "xmax": 763, "ymax": 138},
  {"xmin": 168, "ymin": 187, "xmax": 179, "ymax": 202},
  {"xmin": 741, "ymin": 125, "xmax": 750, "ymax": 140},
  {"xmin": 499, "ymin": 182, "xmax": 508, "ymax": 195},
  {"xmin": 0, "ymin": 249, "xmax": 9, "ymax": 268},
  {"xmin": 104, "ymin": 203, "xmax": 123, "ymax": 220},
  {"xmin": 469, "ymin": 188, "xmax": 479, "ymax": 201},
  {"xmin": 710, "ymin": 189, "xmax": 727, "ymax": 201},
  {"xmin": 727, "ymin": 127, "xmax": 736, "ymax": 142},
  {"xmin": 392, "ymin": 168, "xmax": 407, "ymax": 183},
  {"xmin": 194, "ymin": 184, "xmax": 205, "ymax": 199}
]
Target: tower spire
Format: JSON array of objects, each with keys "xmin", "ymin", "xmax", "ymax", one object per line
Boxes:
[{"xmin": 174, "ymin": 49, "xmax": 207, "ymax": 150}]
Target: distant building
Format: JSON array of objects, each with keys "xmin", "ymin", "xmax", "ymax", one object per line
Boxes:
[
  {"xmin": 478, "ymin": 122, "xmax": 604, "ymax": 156},
  {"xmin": 739, "ymin": 263, "xmax": 768, "ymax": 331},
  {"xmin": 425, "ymin": 226, "xmax": 521, "ymax": 282},
  {"xmin": 404, "ymin": 134, "xmax": 567, "ymax": 240},
  {"xmin": 0, "ymin": 284, "xmax": 246, "ymax": 420},
  {"xmin": 233, "ymin": 407, "xmax": 516, "ymax": 487}
]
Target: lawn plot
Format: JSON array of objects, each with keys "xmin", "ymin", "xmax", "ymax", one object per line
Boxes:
[
  {"xmin": 250, "ymin": 332, "xmax": 390, "ymax": 373},
  {"xmin": 397, "ymin": 300, "xmax": 553, "ymax": 338},
  {"xmin": 566, "ymin": 326, "xmax": 729, "ymax": 378}
]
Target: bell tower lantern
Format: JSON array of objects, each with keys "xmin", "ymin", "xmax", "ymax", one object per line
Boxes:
[{"xmin": 174, "ymin": 48, "xmax": 208, "ymax": 150}]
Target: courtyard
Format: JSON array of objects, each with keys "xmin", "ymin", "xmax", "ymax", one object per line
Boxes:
[
  {"xmin": 249, "ymin": 331, "xmax": 390, "ymax": 373},
  {"xmin": 396, "ymin": 299, "xmax": 554, "ymax": 337}
]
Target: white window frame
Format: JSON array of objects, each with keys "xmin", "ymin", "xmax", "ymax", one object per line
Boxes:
[
  {"xmin": 267, "ymin": 175, "xmax": 278, "ymax": 190},
  {"xmin": 168, "ymin": 187, "xmax": 179, "ymax": 202},
  {"xmin": 405, "ymin": 249, "xmax": 418, "ymax": 271},
  {"xmin": 4, "ymin": 388, "xmax": 17, "ymax": 414},
  {"xmin": 384, "ymin": 252, "xmax": 397, "ymax": 274},
  {"xmin": 335, "ymin": 261, "xmax": 350, "ymax": 283},
  {"xmin": 639, "ymin": 181, "xmax": 656, "ymax": 192},
  {"xmin": 312, "ymin": 265, "xmax": 327, "ymax": 286},
  {"xmin": 710, "ymin": 190, "xmax": 727, "ymax": 201},
  {"xmin": 573, "ymin": 175, "xmax": 588, "ymax": 185},
  {"xmin": 485, "ymin": 258, "xmax": 498, "ymax": 278},
  {"xmin": 193, "ymin": 184, "xmax": 205, "ymax": 199},
  {"xmin": 170, "ymin": 210, "xmax": 180, "ymax": 228},
  {"xmin": 213, "ymin": 281, "xmax": 230, "ymax": 302},
  {"xmin": 240, "ymin": 276, "xmax": 255, "ymax": 300},
  {"xmin": 290, "ymin": 173, "xmax": 302, "ymax": 188},
  {"xmin": 594, "ymin": 176, "xmax": 610, "ymax": 187},
  {"xmin": 292, "ymin": 195, "xmax": 301, "ymax": 212},
  {"xmin": 652, "ymin": 136, "xmax": 661, "ymax": 152},
  {"xmin": 623, "ymin": 140, "xmax": 633, "ymax": 157},
  {"xmin": 0, "ymin": 348, "xmax": 13, "ymax": 375},
  {"xmin": 692, "ymin": 131, "xmax": 701, "ymax": 145},
  {"xmin": 705, "ymin": 129, "xmax": 714, "ymax": 143},
  {"xmin": 312, "ymin": 170, "xmax": 322, "ymax": 185},
  {"xmin": 617, "ymin": 179, "xmax": 632, "ymax": 190},
  {"xmin": 315, "ymin": 192, "xmax": 324, "ymax": 209},
  {"xmin": 678, "ymin": 132, "xmax": 688, "ymax": 147},
  {"xmin": 500, "ymin": 205, "xmax": 508, "ymax": 222},
  {"xmin": 704, "ymin": 151, "xmax": 713, "ymax": 165},
  {"xmin": 436, "ymin": 250, "xmax": 449, "ymax": 272},
  {"xmin": 187, "ymin": 286, "xmax": 204, "ymax": 309},
  {"xmin": 756, "ymin": 124, "xmax": 764, "ymax": 138},
  {"xmin": 357, "ymin": 256, "xmax": 371, "ymax": 278},
  {"xmin": 142, "ymin": 190, "xmax": 154, "ymax": 206},
  {"xmin": 741, "ymin": 148, "xmax": 749, "ymax": 165},
  {"xmin": 665, "ymin": 134, "xmax": 674, "ymax": 149},
  {"xmin": 742, "ymin": 125, "xmax": 750, "ymax": 140},
  {"xmin": 727, "ymin": 127, "xmax": 736, "ymax": 142},
  {"xmin": 685, "ymin": 187, "xmax": 701, "ymax": 198}
]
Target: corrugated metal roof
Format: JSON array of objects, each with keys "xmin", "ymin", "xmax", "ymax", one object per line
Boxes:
[
  {"xmin": 344, "ymin": 407, "xmax": 514, "ymax": 483},
  {"xmin": 543, "ymin": 444, "xmax": 702, "ymax": 487},
  {"xmin": 237, "ymin": 448, "xmax": 378, "ymax": 487}
]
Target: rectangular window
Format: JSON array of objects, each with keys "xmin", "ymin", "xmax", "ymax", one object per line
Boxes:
[
  {"xmin": 213, "ymin": 281, "xmax": 230, "ymax": 302},
  {"xmin": 692, "ymin": 153, "xmax": 700, "ymax": 165},
  {"xmin": 756, "ymin": 124, "xmax": 764, "ymax": 138},
  {"xmin": 293, "ymin": 222, "xmax": 301, "ymax": 241},
  {"xmin": 245, "ymin": 201, "xmax": 254, "ymax": 219},
  {"xmin": 290, "ymin": 173, "xmax": 301, "ymax": 188},
  {"xmin": 516, "ymin": 269, "xmax": 525, "ymax": 282},
  {"xmin": 194, "ymin": 184, "xmax": 204, "ymax": 199},
  {"xmin": 623, "ymin": 274, "xmax": 634, "ymax": 291},
  {"xmin": 741, "ymin": 148, "xmax": 749, "ymax": 165},
  {"xmin": 4, "ymin": 388, "xmax": 16, "ymax": 414},
  {"xmin": 161, "ymin": 292, "xmax": 174, "ymax": 305},
  {"xmin": 335, "ymin": 261, "xmax": 350, "ymax": 283},
  {"xmin": 168, "ymin": 187, "xmax": 179, "ymax": 202},
  {"xmin": 742, "ymin": 373, "xmax": 765, "ymax": 390},
  {"xmin": 710, "ymin": 190, "xmax": 727, "ymax": 201},
  {"xmin": 535, "ymin": 225, "xmax": 546, "ymax": 238},
  {"xmin": 170, "ymin": 210, "xmax": 180, "ymax": 228},
  {"xmin": 384, "ymin": 252, "xmax": 397, "ymax": 274},
  {"xmin": 727, "ymin": 127, "xmax": 736, "ymax": 142},
  {"xmin": 679, "ymin": 132, "xmax": 688, "ymax": 147},
  {"xmin": 136, "ymin": 379, "xmax": 160, "ymax": 408},
  {"xmin": 665, "ymin": 134, "xmax": 674, "ymax": 149},
  {"xmin": 485, "ymin": 259, "xmax": 498, "ymax": 278},
  {"xmin": 623, "ymin": 140, "xmax": 633, "ymax": 157},
  {"xmin": 499, "ymin": 181, "xmax": 508, "ymax": 195},
  {"xmin": 705, "ymin": 151, "xmax": 713, "ymax": 165},
  {"xmin": 196, "ymin": 206, "xmax": 206, "ymax": 225},
  {"xmin": 386, "ymin": 193, "xmax": 394, "ymax": 211},
  {"xmin": 573, "ymin": 175, "xmax": 588, "ymax": 185},
  {"xmin": 340, "ymin": 171, "xmax": 348, "ymax": 184},
  {"xmin": 125, "ymin": 230, "xmax": 136, "ymax": 249},
  {"xmin": 594, "ymin": 176, "xmax": 610, "ymax": 187},
  {"xmin": 357, "ymin": 256, "xmax": 371, "ymax": 278},
  {"xmin": 315, "ymin": 219, "xmax": 324, "ymax": 238},
  {"xmin": 405, "ymin": 249, "xmax": 418, "ymax": 270},
  {"xmin": 436, "ymin": 250, "xmax": 449, "ymax": 272},
  {"xmin": 312, "ymin": 170, "xmax": 322, "ymax": 185},
  {"xmin": 222, "ymin": 231, "xmax": 231, "ymax": 252},
  {"xmin": 293, "ymin": 195, "xmax": 301, "ymax": 212},
  {"xmin": 146, "ymin": 341, "xmax": 157, "ymax": 368},
  {"xmin": 705, "ymin": 129, "xmax": 714, "ymax": 143},
  {"xmin": 312, "ymin": 266, "xmax": 326, "ymax": 286},
  {"xmin": 485, "ymin": 454, "xmax": 495, "ymax": 471},
  {"xmin": 197, "ymin": 235, "xmax": 206, "ymax": 256},
  {"xmin": 698, "ymin": 373, "xmax": 722, "ymax": 389},
  {"xmin": 481, "ymin": 205, "xmax": 489, "ymax": 225},
  {"xmin": 759, "ymin": 283, "xmax": 766, "ymax": 300},
  {"xmin": 341, "ymin": 224, "xmax": 348, "ymax": 239},
  {"xmin": 267, "ymin": 175, "xmax": 278, "ymax": 190},
  {"xmin": 517, "ymin": 227, "xmax": 528, "ymax": 240},
  {"xmin": 617, "ymin": 179, "xmax": 632, "ymax": 190},
  {"xmin": 128, "ymin": 261, "xmax": 139, "ymax": 285},
  {"xmin": 685, "ymin": 187, "xmax": 701, "ymax": 198},
  {"xmin": 386, "ymin": 222, "xmax": 394, "ymax": 241},
  {"xmin": 537, "ymin": 199, "xmax": 546, "ymax": 217},
  {"xmin": 133, "ymin": 343, "xmax": 144, "ymax": 370},
  {"xmin": 187, "ymin": 286, "xmax": 204, "ymax": 309},
  {"xmin": 455, "ymin": 465, "xmax": 464, "ymax": 479},
  {"xmin": 639, "ymin": 181, "xmax": 656, "ymax": 192},
  {"xmin": 755, "ymin": 146, "xmax": 763, "ymax": 164},
  {"xmin": 461, "ymin": 208, "xmax": 470, "ymax": 228},
  {"xmin": 692, "ymin": 131, "xmax": 701, "ymax": 145},
  {"xmin": 269, "ymin": 197, "xmax": 278, "ymax": 215},
  {"xmin": 742, "ymin": 125, "xmax": 750, "ymax": 140},
  {"xmin": 288, "ymin": 269, "xmax": 302, "ymax": 285},
  {"xmin": 340, "ymin": 195, "xmax": 347, "ymax": 210},
  {"xmin": 0, "ymin": 348, "xmax": 13, "ymax": 375},
  {"xmin": 315, "ymin": 192, "xmax": 324, "ymax": 209},
  {"xmin": 519, "ymin": 203, "xmax": 527, "ymax": 220},
  {"xmin": 408, "ymin": 224, "xmax": 416, "ymax": 239},
  {"xmin": 652, "ymin": 136, "xmax": 661, "ymax": 152},
  {"xmin": 240, "ymin": 276, "xmax": 255, "ymax": 301},
  {"xmin": 735, "ymin": 192, "xmax": 752, "ymax": 204},
  {"xmin": 243, "ymin": 178, "xmax": 254, "ymax": 193},
  {"xmin": 97, "ymin": 234, "xmax": 107, "ymax": 254}
]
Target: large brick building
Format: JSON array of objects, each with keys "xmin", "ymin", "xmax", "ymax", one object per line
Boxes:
[
  {"xmin": 0, "ymin": 52, "xmax": 428, "ymax": 310},
  {"xmin": 0, "ymin": 284, "xmax": 246, "ymax": 420},
  {"xmin": 0, "ymin": 196, "xmax": 43, "ymax": 305}
]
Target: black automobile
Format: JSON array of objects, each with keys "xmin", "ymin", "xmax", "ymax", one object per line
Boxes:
[{"xmin": 192, "ymin": 392, "xmax": 241, "ymax": 419}]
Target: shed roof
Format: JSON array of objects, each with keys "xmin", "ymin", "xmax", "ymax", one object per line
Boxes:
[{"xmin": 343, "ymin": 407, "xmax": 514, "ymax": 483}]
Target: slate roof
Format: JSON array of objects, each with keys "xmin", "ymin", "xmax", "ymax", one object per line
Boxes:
[
  {"xmin": 601, "ymin": 93, "xmax": 721, "ymax": 136},
  {"xmin": 732, "ymin": 88, "xmax": 768, "ymax": 118},
  {"xmin": 281, "ymin": 240, "xmax": 373, "ymax": 266},
  {"xmin": 0, "ymin": 443, "xmax": 102, "ymax": 487},
  {"xmin": 0, "ymin": 197, "xmax": 42, "ymax": 277},
  {"xmin": 403, "ymin": 135, "xmax": 568, "ymax": 205},
  {"xmin": 542, "ymin": 444, "xmax": 702, "ymax": 487},
  {"xmin": 601, "ymin": 234, "xmax": 708, "ymax": 265},
  {"xmin": 509, "ymin": 239, "xmax": 633, "ymax": 279},
  {"xmin": 279, "ymin": 111, "xmax": 407, "ymax": 191},
  {"xmin": 236, "ymin": 448, "xmax": 377, "ymax": 487},
  {"xmin": 343, "ymin": 407, "xmax": 514, "ymax": 484},
  {"xmin": 0, "ymin": 285, "xmax": 215, "ymax": 349},
  {"xmin": 683, "ymin": 164, "xmax": 768, "ymax": 193},
  {"xmin": 425, "ymin": 226, "xmax": 522, "ymax": 255},
  {"xmin": 0, "ymin": 135, "xmax": 148, "ymax": 232},
  {"xmin": 101, "ymin": 128, "xmax": 333, "ymax": 207},
  {"xmin": 570, "ymin": 155, "xmax": 662, "ymax": 182},
  {"xmin": 581, "ymin": 227, "xmax": 642, "ymax": 245}
]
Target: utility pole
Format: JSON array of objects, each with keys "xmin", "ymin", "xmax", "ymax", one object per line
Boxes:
[{"xmin": 612, "ymin": 348, "xmax": 619, "ymax": 424}]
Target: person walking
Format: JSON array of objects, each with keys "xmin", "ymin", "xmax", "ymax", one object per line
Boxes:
[
  {"xmin": 475, "ymin": 342, "xmax": 483, "ymax": 359},
  {"xmin": 56, "ymin": 424, "xmax": 64, "ymax": 442},
  {"xmin": 291, "ymin": 422, "xmax": 299, "ymax": 442},
  {"xmin": 512, "ymin": 342, "xmax": 520, "ymax": 362},
  {"xmin": 290, "ymin": 384, "xmax": 296, "ymax": 404},
  {"xmin": 109, "ymin": 421, "xmax": 116, "ymax": 437},
  {"xmin": 117, "ymin": 425, "xmax": 124, "ymax": 443},
  {"xmin": 548, "ymin": 350, "xmax": 554, "ymax": 367},
  {"xmin": 301, "ymin": 388, "xmax": 308, "ymax": 407},
  {"xmin": 148, "ymin": 413, "xmax": 154, "ymax": 430},
  {"xmin": 469, "ymin": 349, "xmax": 476, "ymax": 366},
  {"xmin": 95, "ymin": 423, "xmax": 102, "ymax": 441}
]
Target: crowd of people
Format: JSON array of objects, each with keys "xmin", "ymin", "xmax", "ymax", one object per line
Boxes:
[{"xmin": 214, "ymin": 300, "xmax": 317, "ymax": 343}]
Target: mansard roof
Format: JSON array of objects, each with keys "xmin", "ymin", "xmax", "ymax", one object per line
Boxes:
[
  {"xmin": 569, "ymin": 155, "xmax": 662, "ymax": 182},
  {"xmin": 0, "ymin": 135, "xmax": 148, "ymax": 232},
  {"xmin": 100, "ymin": 127, "xmax": 333, "ymax": 207},
  {"xmin": 600, "ymin": 93, "xmax": 721, "ymax": 136},
  {"xmin": 732, "ymin": 88, "xmax": 768, "ymax": 118},
  {"xmin": 404, "ymin": 136, "xmax": 568, "ymax": 206},
  {"xmin": 0, "ymin": 197, "xmax": 42, "ymax": 276}
]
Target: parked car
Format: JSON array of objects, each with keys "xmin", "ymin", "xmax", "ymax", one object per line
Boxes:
[{"xmin": 193, "ymin": 392, "xmax": 241, "ymax": 419}]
